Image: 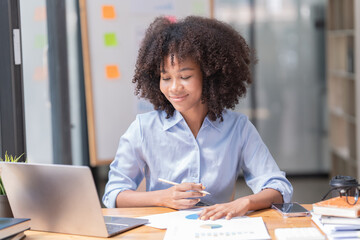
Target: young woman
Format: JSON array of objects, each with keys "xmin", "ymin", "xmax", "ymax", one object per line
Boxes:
[{"xmin": 103, "ymin": 16, "xmax": 293, "ymax": 220}]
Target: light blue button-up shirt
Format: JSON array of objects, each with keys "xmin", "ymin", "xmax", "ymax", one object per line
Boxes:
[{"xmin": 103, "ymin": 110, "xmax": 293, "ymax": 208}]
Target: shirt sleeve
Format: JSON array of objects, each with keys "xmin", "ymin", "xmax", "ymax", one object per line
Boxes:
[
  {"xmin": 239, "ymin": 118, "xmax": 293, "ymax": 203},
  {"xmin": 102, "ymin": 115, "xmax": 145, "ymax": 208}
]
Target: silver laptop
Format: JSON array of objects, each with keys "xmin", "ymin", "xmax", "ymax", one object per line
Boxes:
[{"xmin": 0, "ymin": 162, "xmax": 148, "ymax": 237}]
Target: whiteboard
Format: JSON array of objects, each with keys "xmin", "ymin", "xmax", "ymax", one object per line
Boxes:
[{"xmin": 79, "ymin": 0, "xmax": 213, "ymax": 166}]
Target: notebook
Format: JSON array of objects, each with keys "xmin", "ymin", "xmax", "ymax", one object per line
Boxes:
[{"xmin": 0, "ymin": 162, "xmax": 148, "ymax": 237}]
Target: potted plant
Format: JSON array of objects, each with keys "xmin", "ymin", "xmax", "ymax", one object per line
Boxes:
[{"xmin": 0, "ymin": 152, "xmax": 25, "ymax": 217}]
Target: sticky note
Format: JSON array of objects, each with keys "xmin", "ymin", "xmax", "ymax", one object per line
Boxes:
[
  {"xmin": 104, "ymin": 33, "xmax": 117, "ymax": 46},
  {"xmin": 192, "ymin": 1, "xmax": 206, "ymax": 15},
  {"xmin": 166, "ymin": 16, "xmax": 176, "ymax": 23},
  {"xmin": 106, "ymin": 65, "xmax": 120, "ymax": 79},
  {"xmin": 34, "ymin": 6, "xmax": 46, "ymax": 21},
  {"xmin": 34, "ymin": 35, "xmax": 47, "ymax": 48},
  {"xmin": 102, "ymin": 5, "xmax": 116, "ymax": 19},
  {"xmin": 33, "ymin": 66, "xmax": 48, "ymax": 81}
]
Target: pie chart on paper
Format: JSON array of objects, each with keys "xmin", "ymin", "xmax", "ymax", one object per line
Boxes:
[
  {"xmin": 200, "ymin": 224, "xmax": 222, "ymax": 229},
  {"xmin": 185, "ymin": 213, "xmax": 199, "ymax": 220}
]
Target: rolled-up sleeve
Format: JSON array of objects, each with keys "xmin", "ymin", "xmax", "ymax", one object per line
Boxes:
[
  {"xmin": 240, "ymin": 119, "xmax": 293, "ymax": 203},
  {"xmin": 260, "ymin": 173, "xmax": 293, "ymax": 203},
  {"xmin": 102, "ymin": 116, "xmax": 145, "ymax": 208}
]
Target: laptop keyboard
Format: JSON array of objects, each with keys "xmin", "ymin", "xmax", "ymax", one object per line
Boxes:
[
  {"xmin": 104, "ymin": 216, "xmax": 148, "ymax": 235},
  {"xmin": 106, "ymin": 223, "xmax": 129, "ymax": 235}
]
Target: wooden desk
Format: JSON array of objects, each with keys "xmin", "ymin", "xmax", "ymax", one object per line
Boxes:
[{"xmin": 24, "ymin": 205, "xmax": 321, "ymax": 239}]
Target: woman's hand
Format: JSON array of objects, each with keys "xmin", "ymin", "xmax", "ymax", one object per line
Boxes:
[
  {"xmin": 160, "ymin": 182, "xmax": 206, "ymax": 209},
  {"xmin": 198, "ymin": 198, "xmax": 250, "ymax": 220},
  {"xmin": 198, "ymin": 189, "xmax": 283, "ymax": 220}
]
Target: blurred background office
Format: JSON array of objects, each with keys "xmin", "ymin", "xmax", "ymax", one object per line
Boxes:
[{"xmin": 1, "ymin": 0, "xmax": 359, "ymax": 205}]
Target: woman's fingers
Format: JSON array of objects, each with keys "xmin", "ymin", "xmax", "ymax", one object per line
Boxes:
[
  {"xmin": 199, "ymin": 208, "xmax": 216, "ymax": 220},
  {"xmin": 163, "ymin": 182, "xmax": 207, "ymax": 209},
  {"xmin": 176, "ymin": 182, "xmax": 206, "ymax": 193},
  {"xmin": 199, "ymin": 200, "xmax": 247, "ymax": 220},
  {"xmin": 176, "ymin": 198, "xmax": 201, "ymax": 209},
  {"xmin": 173, "ymin": 183, "xmax": 206, "ymax": 199}
]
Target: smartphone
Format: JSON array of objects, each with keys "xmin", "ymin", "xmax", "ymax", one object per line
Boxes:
[{"xmin": 271, "ymin": 203, "xmax": 310, "ymax": 217}]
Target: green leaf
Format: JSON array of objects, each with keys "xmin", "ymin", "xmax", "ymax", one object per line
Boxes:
[
  {"xmin": 0, "ymin": 178, "xmax": 6, "ymax": 195},
  {"xmin": 0, "ymin": 151, "xmax": 26, "ymax": 195}
]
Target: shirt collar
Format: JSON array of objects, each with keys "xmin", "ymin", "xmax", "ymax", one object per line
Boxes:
[
  {"xmin": 162, "ymin": 110, "xmax": 224, "ymax": 132},
  {"xmin": 204, "ymin": 114, "xmax": 222, "ymax": 132},
  {"xmin": 162, "ymin": 110, "xmax": 184, "ymax": 131}
]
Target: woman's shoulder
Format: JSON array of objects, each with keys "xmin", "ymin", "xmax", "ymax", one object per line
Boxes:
[
  {"xmin": 135, "ymin": 110, "xmax": 166, "ymax": 128},
  {"xmin": 223, "ymin": 110, "xmax": 249, "ymax": 124},
  {"xmin": 136, "ymin": 110, "xmax": 161, "ymax": 118},
  {"xmin": 136, "ymin": 110, "xmax": 160, "ymax": 120},
  {"xmin": 211, "ymin": 110, "xmax": 250, "ymax": 133},
  {"xmin": 222, "ymin": 110, "xmax": 259, "ymax": 138}
]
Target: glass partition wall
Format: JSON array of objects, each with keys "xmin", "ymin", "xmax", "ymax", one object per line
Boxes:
[
  {"xmin": 19, "ymin": 0, "xmax": 85, "ymax": 165},
  {"xmin": 20, "ymin": 0, "xmax": 52, "ymax": 164},
  {"xmin": 216, "ymin": 0, "xmax": 328, "ymax": 174}
]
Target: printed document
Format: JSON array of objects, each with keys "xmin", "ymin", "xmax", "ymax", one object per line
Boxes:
[
  {"xmin": 140, "ymin": 208, "xmax": 204, "ymax": 229},
  {"xmin": 163, "ymin": 217, "xmax": 270, "ymax": 240}
]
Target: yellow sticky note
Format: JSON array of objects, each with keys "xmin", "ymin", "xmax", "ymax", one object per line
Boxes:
[
  {"xmin": 102, "ymin": 5, "xmax": 116, "ymax": 19},
  {"xmin": 106, "ymin": 65, "xmax": 120, "ymax": 79}
]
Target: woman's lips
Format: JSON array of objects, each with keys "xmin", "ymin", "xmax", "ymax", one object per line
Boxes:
[{"xmin": 169, "ymin": 94, "xmax": 189, "ymax": 102}]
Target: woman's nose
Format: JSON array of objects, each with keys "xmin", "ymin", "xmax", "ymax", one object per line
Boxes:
[{"xmin": 170, "ymin": 79, "xmax": 183, "ymax": 92}]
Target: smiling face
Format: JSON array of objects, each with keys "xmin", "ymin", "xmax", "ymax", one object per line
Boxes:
[{"xmin": 160, "ymin": 55, "xmax": 208, "ymax": 120}]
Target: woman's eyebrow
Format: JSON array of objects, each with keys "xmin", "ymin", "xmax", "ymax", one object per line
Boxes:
[{"xmin": 179, "ymin": 67, "xmax": 194, "ymax": 72}]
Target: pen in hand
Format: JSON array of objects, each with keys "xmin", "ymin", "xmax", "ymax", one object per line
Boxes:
[{"xmin": 158, "ymin": 178, "xmax": 211, "ymax": 195}]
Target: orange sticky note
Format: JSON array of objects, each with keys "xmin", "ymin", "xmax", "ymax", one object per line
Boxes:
[
  {"xmin": 34, "ymin": 6, "xmax": 46, "ymax": 21},
  {"xmin": 102, "ymin": 5, "xmax": 116, "ymax": 19},
  {"xmin": 106, "ymin": 65, "xmax": 120, "ymax": 79}
]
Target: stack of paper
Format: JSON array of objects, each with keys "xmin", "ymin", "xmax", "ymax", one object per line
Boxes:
[
  {"xmin": 311, "ymin": 213, "xmax": 360, "ymax": 240},
  {"xmin": 312, "ymin": 196, "xmax": 360, "ymax": 239}
]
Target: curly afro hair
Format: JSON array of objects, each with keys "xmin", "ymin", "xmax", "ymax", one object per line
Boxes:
[{"xmin": 133, "ymin": 16, "xmax": 253, "ymax": 121}]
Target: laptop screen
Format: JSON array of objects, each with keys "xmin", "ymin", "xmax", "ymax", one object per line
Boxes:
[{"xmin": 1, "ymin": 162, "xmax": 146, "ymax": 237}]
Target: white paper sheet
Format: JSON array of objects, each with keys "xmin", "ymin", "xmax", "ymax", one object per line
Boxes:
[
  {"xmin": 140, "ymin": 208, "xmax": 204, "ymax": 229},
  {"xmin": 312, "ymin": 213, "xmax": 360, "ymax": 233},
  {"xmin": 163, "ymin": 217, "xmax": 270, "ymax": 240}
]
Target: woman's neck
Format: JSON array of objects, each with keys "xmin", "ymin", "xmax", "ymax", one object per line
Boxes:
[{"xmin": 181, "ymin": 106, "xmax": 208, "ymax": 138}]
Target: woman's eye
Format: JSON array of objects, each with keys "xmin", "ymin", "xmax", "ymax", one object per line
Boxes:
[
  {"xmin": 162, "ymin": 77, "xmax": 171, "ymax": 81},
  {"xmin": 181, "ymin": 76, "xmax": 191, "ymax": 80}
]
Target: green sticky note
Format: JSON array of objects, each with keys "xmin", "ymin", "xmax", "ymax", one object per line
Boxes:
[
  {"xmin": 34, "ymin": 35, "xmax": 47, "ymax": 48},
  {"xmin": 192, "ymin": 1, "xmax": 206, "ymax": 16},
  {"xmin": 104, "ymin": 33, "xmax": 117, "ymax": 46}
]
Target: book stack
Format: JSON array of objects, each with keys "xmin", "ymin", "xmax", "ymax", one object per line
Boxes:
[
  {"xmin": 0, "ymin": 218, "xmax": 30, "ymax": 240},
  {"xmin": 312, "ymin": 196, "xmax": 360, "ymax": 240}
]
